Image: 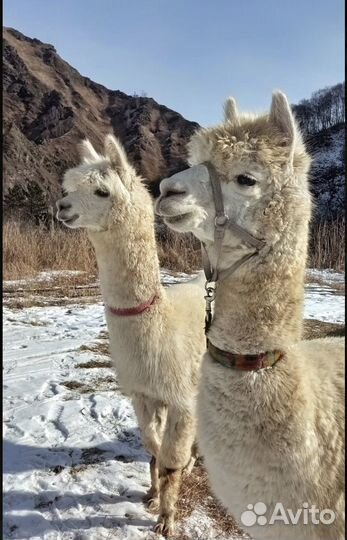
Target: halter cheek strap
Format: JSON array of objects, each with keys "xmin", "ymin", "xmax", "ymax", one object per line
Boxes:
[{"xmin": 201, "ymin": 162, "xmax": 266, "ymax": 333}]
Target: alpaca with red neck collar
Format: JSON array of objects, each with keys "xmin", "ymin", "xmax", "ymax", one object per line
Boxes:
[
  {"xmin": 156, "ymin": 92, "xmax": 345, "ymax": 540},
  {"xmin": 56, "ymin": 135, "xmax": 205, "ymax": 537}
]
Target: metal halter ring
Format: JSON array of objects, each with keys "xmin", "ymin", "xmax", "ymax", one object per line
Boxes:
[
  {"xmin": 214, "ymin": 214, "xmax": 228, "ymax": 228},
  {"xmin": 204, "ymin": 282, "xmax": 216, "ymax": 301}
]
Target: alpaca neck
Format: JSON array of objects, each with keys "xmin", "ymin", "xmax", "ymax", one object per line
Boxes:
[
  {"xmin": 208, "ymin": 242, "xmax": 307, "ymax": 354},
  {"xmin": 89, "ymin": 219, "xmax": 162, "ymax": 309}
]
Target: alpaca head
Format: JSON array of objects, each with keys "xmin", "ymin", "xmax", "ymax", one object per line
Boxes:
[
  {"xmin": 56, "ymin": 135, "xmax": 138, "ymax": 231},
  {"xmin": 156, "ymin": 92, "xmax": 312, "ymax": 246}
]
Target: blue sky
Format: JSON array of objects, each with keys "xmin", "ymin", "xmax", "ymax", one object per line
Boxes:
[{"xmin": 4, "ymin": 0, "xmax": 344, "ymax": 125}]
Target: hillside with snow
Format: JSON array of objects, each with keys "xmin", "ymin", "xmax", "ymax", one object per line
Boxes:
[
  {"xmin": 307, "ymin": 123, "xmax": 345, "ymax": 220},
  {"xmin": 293, "ymin": 82, "xmax": 345, "ymax": 221}
]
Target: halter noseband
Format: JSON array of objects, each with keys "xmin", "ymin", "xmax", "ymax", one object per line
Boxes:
[{"xmin": 201, "ymin": 162, "xmax": 266, "ymax": 334}]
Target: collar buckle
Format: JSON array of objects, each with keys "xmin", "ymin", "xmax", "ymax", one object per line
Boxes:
[{"xmin": 214, "ymin": 214, "xmax": 228, "ymax": 228}]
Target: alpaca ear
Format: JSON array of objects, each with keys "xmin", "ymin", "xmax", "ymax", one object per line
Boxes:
[
  {"xmin": 104, "ymin": 134, "xmax": 130, "ymax": 172},
  {"xmin": 224, "ymin": 97, "xmax": 240, "ymax": 125},
  {"xmin": 79, "ymin": 139, "xmax": 100, "ymax": 164},
  {"xmin": 269, "ymin": 91, "xmax": 297, "ymax": 148}
]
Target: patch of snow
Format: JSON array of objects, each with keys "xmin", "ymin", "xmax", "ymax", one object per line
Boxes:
[
  {"xmin": 4, "ymin": 270, "xmax": 86, "ymax": 287},
  {"xmin": 160, "ymin": 268, "xmax": 200, "ymax": 286},
  {"xmin": 304, "ymin": 269, "xmax": 345, "ymax": 324},
  {"xmin": 38, "ymin": 270, "xmax": 86, "ymax": 280},
  {"xmin": 4, "ymin": 269, "xmax": 198, "ymax": 290},
  {"xmin": 304, "ymin": 285, "xmax": 344, "ymax": 323},
  {"xmin": 3, "ymin": 303, "xmax": 159, "ymax": 540},
  {"xmin": 306, "ymin": 268, "xmax": 345, "ymax": 284},
  {"xmin": 182, "ymin": 507, "xmax": 240, "ymax": 540}
]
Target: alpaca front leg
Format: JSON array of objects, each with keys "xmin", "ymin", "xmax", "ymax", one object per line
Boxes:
[
  {"xmin": 154, "ymin": 409, "xmax": 196, "ymax": 537},
  {"xmin": 131, "ymin": 395, "xmax": 167, "ymax": 512},
  {"xmin": 143, "ymin": 455, "xmax": 160, "ymax": 512}
]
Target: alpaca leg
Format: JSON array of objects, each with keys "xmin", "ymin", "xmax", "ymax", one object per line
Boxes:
[
  {"xmin": 155, "ymin": 466, "xmax": 182, "ymax": 536},
  {"xmin": 143, "ymin": 455, "xmax": 160, "ymax": 512},
  {"xmin": 183, "ymin": 440, "xmax": 199, "ymax": 475},
  {"xmin": 131, "ymin": 395, "xmax": 167, "ymax": 510},
  {"xmin": 154, "ymin": 409, "xmax": 196, "ymax": 537}
]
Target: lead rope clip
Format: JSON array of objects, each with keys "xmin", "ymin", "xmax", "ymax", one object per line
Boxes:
[{"xmin": 204, "ymin": 281, "xmax": 216, "ymax": 335}]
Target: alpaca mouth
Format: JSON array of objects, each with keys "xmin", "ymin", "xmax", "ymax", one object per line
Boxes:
[
  {"xmin": 60, "ymin": 214, "xmax": 79, "ymax": 226},
  {"xmin": 155, "ymin": 196, "xmax": 194, "ymax": 227},
  {"xmin": 164, "ymin": 212, "xmax": 191, "ymax": 224}
]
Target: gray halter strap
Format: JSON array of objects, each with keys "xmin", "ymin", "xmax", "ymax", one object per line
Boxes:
[{"xmin": 201, "ymin": 161, "xmax": 266, "ymax": 333}]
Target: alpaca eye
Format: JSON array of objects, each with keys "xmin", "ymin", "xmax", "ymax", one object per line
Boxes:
[
  {"xmin": 62, "ymin": 189, "xmax": 68, "ymax": 197},
  {"xmin": 236, "ymin": 175, "xmax": 256, "ymax": 187},
  {"xmin": 95, "ymin": 188, "xmax": 110, "ymax": 197}
]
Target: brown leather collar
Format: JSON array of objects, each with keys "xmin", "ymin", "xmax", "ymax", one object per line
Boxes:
[{"xmin": 207, "ymin": 339, "xmax": 285, "ymax": 371}]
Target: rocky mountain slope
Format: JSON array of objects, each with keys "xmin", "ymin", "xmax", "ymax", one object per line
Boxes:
[
  {"xmin": 3, "ymin": 27, "xmax": 199, "ymax": 219},
  {"xmin": 3, "ymin": 27, "xmax": 344, "ymax": 222}
]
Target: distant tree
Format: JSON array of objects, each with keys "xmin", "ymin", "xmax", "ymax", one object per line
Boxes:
[{"xmin": 293, "ymin": 82, "xmax": 345, "ymax": 135}]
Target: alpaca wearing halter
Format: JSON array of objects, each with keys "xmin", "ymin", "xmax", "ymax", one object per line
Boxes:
[{"xmin": 156, "ymin": 91, "xmax": 345, "ymax": 540}]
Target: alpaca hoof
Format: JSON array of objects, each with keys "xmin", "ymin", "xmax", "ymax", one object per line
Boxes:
[
  {"xmin": 146, "ymin": 497, "xmax": 160, "ymax": 513},
  {"xmin": 143, "ymin": 491, "xmax": 160, "ymax": 513},
  {"xmin": 154, "ymin": 516, "xmax": 175, "ymax": 537}
]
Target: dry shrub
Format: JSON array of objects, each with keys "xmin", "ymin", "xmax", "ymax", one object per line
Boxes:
[
  {"xmin": 308, "ymin": 219, "xmax": 345, "ymax": 271},
  {"xmin": 3, "ymin": 219, "xmax": 97, "ymax": 280},
  {"xmin": 156, "ymin": 226, "xmax": 201, "ymax": 272},
  {"xmin": 3, "ymin": 218, "xmax": 201, "ymax": 279},
  {"xmin": 157, "ymin": 219, "xmax": 345, "ymax": 274},
  {"xmin": 3, "ymin": 217, "xmax": 344, "ymax": 281},
  {"xmin": 303, "ymin": 319, "xmax": 345, "ymax": 340}
]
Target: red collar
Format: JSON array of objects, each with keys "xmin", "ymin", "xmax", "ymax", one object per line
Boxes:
[{"xmin": 107, "ymin": 294, "xmax": 157, "ymax": 317}]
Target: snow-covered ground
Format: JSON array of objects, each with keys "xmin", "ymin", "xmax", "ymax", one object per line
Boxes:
[
  {"xmin": 3, "ymin": 269, "xmax": 344, "ymax": 540},
  {"xmin": 305, "ymin": 268, "xmax": 345, "ymax": 323}
]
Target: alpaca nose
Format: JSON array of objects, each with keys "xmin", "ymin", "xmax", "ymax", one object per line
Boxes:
[{"xmin": 57, "ymin": 200, "xmax": 72, "ymax": 211}]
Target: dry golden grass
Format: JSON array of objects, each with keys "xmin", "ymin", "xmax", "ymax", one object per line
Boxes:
[
  {"xmin": 62, "ymin": 376, "xmax": 118, "ymax": 393},
  {"xmin": 77, "ymin": 342, "xmax": 111, "ymax": 358},
  {"xmin": 156, "ymin": 227, "xmax": 201, "ymax": 272},
  {"xmin": 3, "ymin": 217, "xmax": 344, "ymax": 281},
  {"xmin": 3, "ymin": 219, "xmax": 97, "ymax": 280},
  {"xmin": 3, "ymin": 219, "xmax": 202, "ymax": 279},
  {"xmin": 303, "ymin": 319, "xmax": 345, "ymax": 339}
]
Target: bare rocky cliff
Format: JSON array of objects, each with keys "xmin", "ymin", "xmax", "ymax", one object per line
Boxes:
[{"xmin": 3, "ymin": 27, "xmax": 199, "ymax": 219}]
